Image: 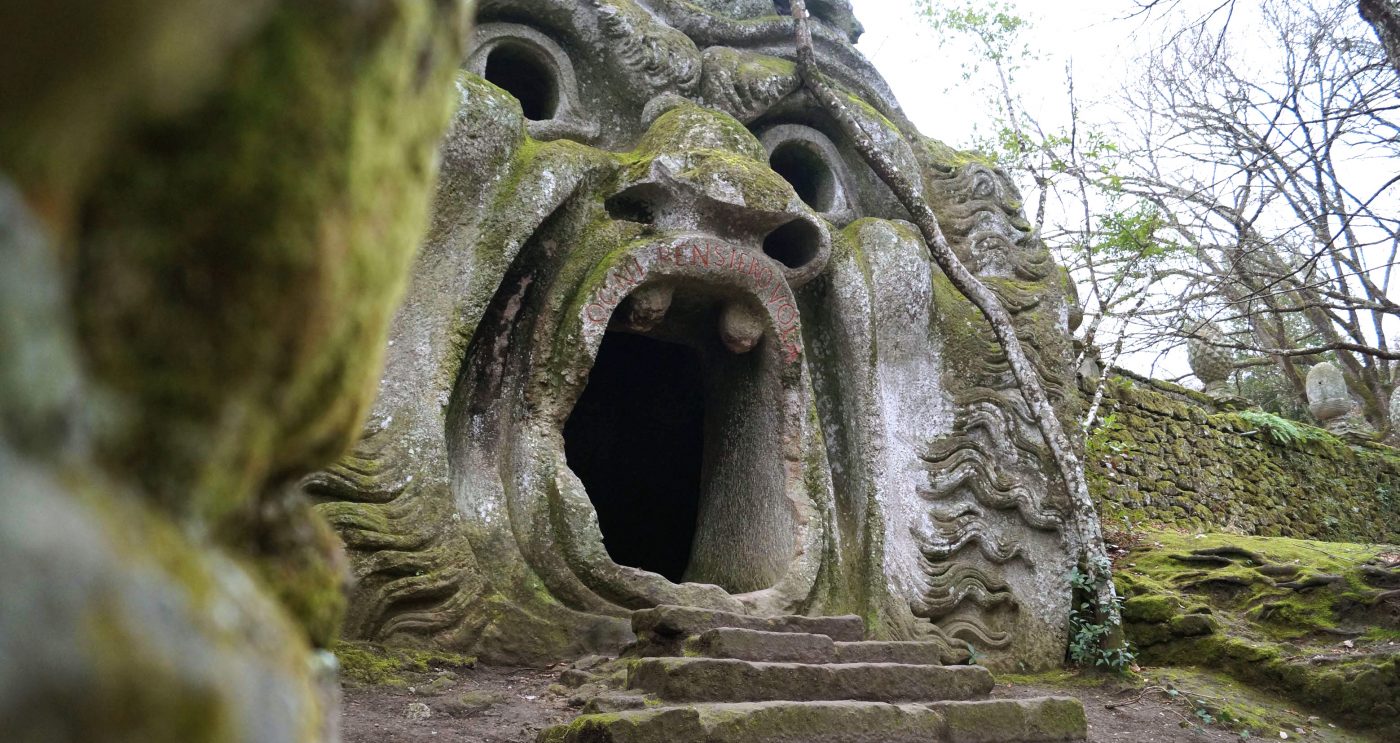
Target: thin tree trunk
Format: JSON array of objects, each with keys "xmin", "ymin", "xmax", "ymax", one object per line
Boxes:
[{"xmin": 787, "ymin": 0, "xmax": 1120, "ymax": 641}]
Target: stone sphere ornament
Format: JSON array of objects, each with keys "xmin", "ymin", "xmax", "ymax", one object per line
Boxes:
[{"xmin": 1389, "ymin": 386, "xmax": 1400, "ymax": 443}]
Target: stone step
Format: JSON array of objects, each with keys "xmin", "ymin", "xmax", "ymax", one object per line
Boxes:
[
  {"xmin": 633, "ymin": 605, "xmax": 866, "ymax": 641},
  {"xmin": 628, "ymin": 657, "xmax": 994, "ymax": 703},
  {"xmin": 686, "ymin": 628, "xmax": 955, "ymax": 666},
  {"xmin": 537, "ymin": 698, "xmax": 1087, "ymax": 742},
  {"xmin": 686, "ymin": 628, "xmax": 835, "ymax": 663},
  {"xmin": 630, "ymin": 605, "xmax": 865, "ymax": 655},
  {"xmin": 835, "ymin": 640, "xmax": 952, "ymax": 665}
]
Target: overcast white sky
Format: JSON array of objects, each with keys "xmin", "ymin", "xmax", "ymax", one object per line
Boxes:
[
  {"xmin": 852, "ymin": 1, "xmax": 1320, "ymax": 382},
  {"xmin": 856, "ymin": 1, "xmax": 1143, "ymax": 149}
]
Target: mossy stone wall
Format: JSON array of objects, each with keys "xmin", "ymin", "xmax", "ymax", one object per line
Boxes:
[{"xmin": 1087, "ymin": 376, "xmax": 1400, "ymax": 543}]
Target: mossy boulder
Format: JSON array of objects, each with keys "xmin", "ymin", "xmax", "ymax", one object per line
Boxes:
[
  {"xmin": 1116, "ymin": 528, "xmax": 1400, "ymax": 736},
  {"xmin": 0, "ymin": 2, "xmax": 472, "ymax": 741}
]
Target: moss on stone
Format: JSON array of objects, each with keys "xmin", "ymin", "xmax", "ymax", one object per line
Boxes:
[
  {"xmin": 1122, "ymin": 594, "xmax": 1179, "ymax": 624},
  {"xmin": 333, "ymin": 641, "xmax": 476, "ymax": 688},
  {"xmin": 71, "ymin": 1, "xmax": 469, "ymax": 532},
  {"xmin": 632, "ymin": 102, "xmax": 765, "ymax": 163},
  {"xmin": 1115, "ymin": 527, "xmax": 1398, "ymax": 734},
  {"xmin": 1088, "ymin": 375, "xmax": 1400, "ymax": 542}
]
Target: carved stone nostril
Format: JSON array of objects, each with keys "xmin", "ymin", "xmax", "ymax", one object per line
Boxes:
[
  {"xmin": 624, "ymin": 284, "xmax": 673, "ymax": 332},
  {"xmin": 605, "ymin": 183, "xmax": 667, "ymax": 225},
  {"xmin": 719, "ymin": 302, "xmax": 765, "ymax": 354},
  {"xmin": 762, "ymin": 218, "xmax": 821, "ymax": 270}
]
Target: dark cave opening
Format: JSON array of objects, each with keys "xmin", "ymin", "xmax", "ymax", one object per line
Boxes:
[{"xmin": 563, "ymin": 331, "xmax": 705, "ymax": 583}]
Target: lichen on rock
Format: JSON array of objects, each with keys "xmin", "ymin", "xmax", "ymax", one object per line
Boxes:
[{"xmin": 309, "ymin": 0, "xmax": 1085, "ymax": 677}]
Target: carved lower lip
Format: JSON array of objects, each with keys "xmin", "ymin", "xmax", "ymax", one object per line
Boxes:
[{"xmin": 559, "ymin": 237, "xmax": 799, "ymax": 595}]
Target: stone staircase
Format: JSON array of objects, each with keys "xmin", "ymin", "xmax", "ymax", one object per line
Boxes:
[{"xmin": 538, "ymin": 605, "xmax": 1087, "ymax": 742}]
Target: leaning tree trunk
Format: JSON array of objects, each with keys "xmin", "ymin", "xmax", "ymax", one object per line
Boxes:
[
  {"xmin": 1361, "ymin": 0, "xmax": 1400, "ymax": 77},
  {"xmin": 787, "ymin": 0, "xmax": 1122, "ymax": 648}
]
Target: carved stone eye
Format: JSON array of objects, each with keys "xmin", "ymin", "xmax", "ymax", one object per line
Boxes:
[
  {"xmin": 467, "ymin": 23, "xmax": 599, "ymax": 142},
  {"xmin": 484, "ymin": 41, "xmax": 558, "ymax": 121},
  {"xmin": 759, "ymin": 124, "xmax": 853, "ymax": 222},
  {"xmin": 769, "ymin": 141, "xmax": 837, "ymax": 212},
  {"xmin": 763, "ymin": 217, "xmax": 823, "ymax": 269}
]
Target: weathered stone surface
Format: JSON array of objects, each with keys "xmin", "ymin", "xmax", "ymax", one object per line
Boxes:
[
  {"xmin": 687, "ymin": 628, "xmax": 837, "ymax": 663},
  {"xmin": 312, "ymin": 0, "xmax": 1081, "ymax": 673},
  {"xmin": 539, "ymin": 699, "xmax": 1085, "ymax": 743},
  {"xmin": 1388, "ymin": 386, "xmax": 1400, "ymax": 444},
  {"xmin": 834, "ymin": 641, "xmax": 954, "ymax": 665},
  {"xmin": 636, "ymin": 605, "xmax": 865, "ymax": 642},
  {"xmin": 1185, "ymin": 320, "xmax": 1233, "ymax": 397},
  {"xmin": 544, "ymin": 605, "xmax": 1082, "ymax": 741},
  {"xmin": 687, "ymin": 630, "xmax": 955, "ymax": 665},
  {"xmin": 1087, "ymin": 375, "xmax": 1400, "ymax": 542},
  {"xmin": 1115, "ymin": 528, "xmax": 1400, "ymax": 737},
  {"xmin": 582, "ymin": 691, "xmax": 651, "ymax": 714},
  {"xmin": 540, "ymin": 702, "xmax": 946, "ymax": 743},
  {"xmin": 628, "ymin": 658, "xmax": 994, "ymax": 703},
  {"xmin": 1307, "ymin": 362, "xmax": 1354, "ymax": 423},
  {"xmin": 934, "ymin": 697, "xmax": 1088, "ymax": 743}
]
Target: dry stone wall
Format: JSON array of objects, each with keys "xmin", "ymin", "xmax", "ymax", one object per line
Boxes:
[{"xmin": 1087, "ymin": 374, "xmax": 1400, "ymax": 543}]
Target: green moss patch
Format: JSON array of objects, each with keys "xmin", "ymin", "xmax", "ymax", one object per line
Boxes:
[
  {"xmin": 1149, "ymin": 667, "xmax": 1373, "ymax": 742},
  {"xmin": 1116, "ymin": 528, "xmax": 1399, "ymax": 735}
]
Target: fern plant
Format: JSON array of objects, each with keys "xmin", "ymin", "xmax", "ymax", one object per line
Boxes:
[{"xmin": 1235, "ymin": 410, "xmax": 1328, "ymax": 447}]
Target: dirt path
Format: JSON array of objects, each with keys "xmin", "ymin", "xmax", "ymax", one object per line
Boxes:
[
  {"xmin": 340, "ymin": 664, "xmax": 574, "ymax": 743},
  {"xmin": 994, "ymin": 681, "xmax": 1239, "ymax": 743}
]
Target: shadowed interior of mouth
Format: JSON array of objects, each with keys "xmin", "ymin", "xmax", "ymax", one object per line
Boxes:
[{"xmin": 561, "ymin": 280, "xmax": 795, "ymax": 594}]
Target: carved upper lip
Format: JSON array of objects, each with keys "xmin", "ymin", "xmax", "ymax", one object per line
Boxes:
[{"xmin": 572, "ymin": 235, "xmax": 807, "ymax": 373}]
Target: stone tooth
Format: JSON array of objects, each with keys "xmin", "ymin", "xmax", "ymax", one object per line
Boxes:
[
  {"xmin": 625, "ymin": 284, "xmax": 673, "ymax": 332},
  {"xmin": 719, "ymin": 301, "xmax": 765, "ymax": 354}
]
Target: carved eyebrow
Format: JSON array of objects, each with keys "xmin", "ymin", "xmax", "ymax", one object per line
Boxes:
[{"xmin": 590, "ymin": 0, "xmax": 703, "ymax": 97}]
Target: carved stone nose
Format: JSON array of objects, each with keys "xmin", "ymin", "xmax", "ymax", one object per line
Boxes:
[
  {"xmin": 601, "ymin": 101, "xmax": 832, "ymax": 286},
  {"xmin": 606, "ymin": 174, "xmax": 830, "ymax": 288}
]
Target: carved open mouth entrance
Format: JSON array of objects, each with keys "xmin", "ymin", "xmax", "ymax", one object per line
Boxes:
[
  {"xmin": 562, "ymin": 283, "xmax": 795, "ymax": 595},
  {"xmin": 563, "ymin": 332, "xmax": 704, "ymax": 583}
]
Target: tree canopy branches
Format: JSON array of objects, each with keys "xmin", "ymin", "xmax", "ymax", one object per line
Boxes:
[{"xmin": 924, "ymin": 0, "xmax": 1400, "ymax": 429}]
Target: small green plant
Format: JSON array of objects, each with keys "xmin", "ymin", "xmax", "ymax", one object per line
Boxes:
[
  {"xmin": 1086, "ymin": 412, "xmax": 1127, "ymax": 454},
  {"xmin": 1235, "ymin": 410, "xmax": 1332, "ymax": 447},
  {"xmin": 1193, "ymin": 704, "xmax": 1216, "ymax": 726},
  {"xmin": 1066, "ymin": 556, "xmax": 1135, "ymax": 672}
]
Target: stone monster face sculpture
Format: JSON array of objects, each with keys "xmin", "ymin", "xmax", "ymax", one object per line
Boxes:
[{"xmin": 309, "ymin": 0, "xmax": 1081, "ymax": 670}]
